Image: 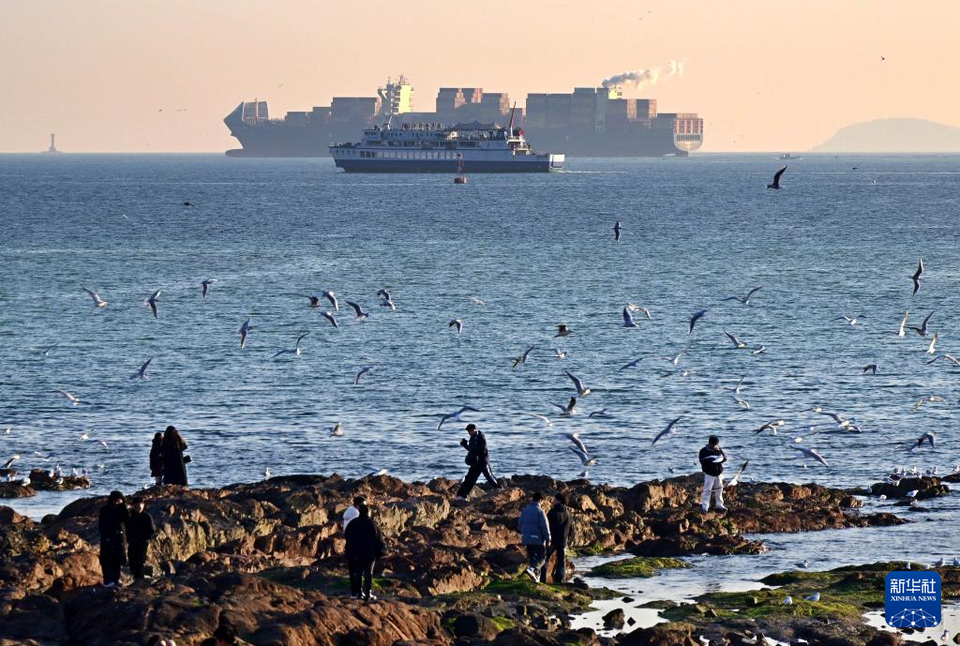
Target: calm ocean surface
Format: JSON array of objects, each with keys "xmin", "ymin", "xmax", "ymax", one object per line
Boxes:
[{"xmin": 2, "ymin": 153, "xmax": 959, "ymax": 582}]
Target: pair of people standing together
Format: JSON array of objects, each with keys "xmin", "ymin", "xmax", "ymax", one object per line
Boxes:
[
  {"xmin": 98, "ymin": 491, "xmax": 156, "ymax": 585},
  {"xmin": 150, "ymin": 425, "xmax": 190, "ymax": 486}
]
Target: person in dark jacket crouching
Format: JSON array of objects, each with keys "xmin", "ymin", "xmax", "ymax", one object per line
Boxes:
[
  {"xmin": 98, "ymin": 490, "xmax": 129, "ymax": 586},
  {"xmin": 344, "ymin": 502, "xmax": 386, "ymax": 601},
  {"xmin": 126, "ymin": 498, "xmax": 156, "ymax": 579},
  {"xmin": 542, "ymin": 493, "xmax": 573, "ymax": 583}
]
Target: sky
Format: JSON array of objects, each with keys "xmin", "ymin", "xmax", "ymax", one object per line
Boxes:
[{"xmin": 1, "ymin": 1, "xmax": 958, "ymax": 153}]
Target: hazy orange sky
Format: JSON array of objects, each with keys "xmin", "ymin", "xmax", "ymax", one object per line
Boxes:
[{"xmin": 2, "ymin": 1, "xmax": 958, "ymax": 153}]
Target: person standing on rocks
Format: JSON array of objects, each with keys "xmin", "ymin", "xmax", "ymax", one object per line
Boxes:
[
  {"xmin": 344, "ymin": 501, "xmax": 386, "ymax": 601},
  {"xmin": 149, "ymin": 432, "xmax": 164, "ymax": 486},
  {"xmin": 98, "ymin": 490, "xmax": 130, "ymax": 586},
  {"xmin": 126, "ymin": 498, "xmax": 156, "ymax": 580},
  {"xmin": 341, "ymin": 495, "xmax": 365, "ymax": 598},
  {"xmin": 519, "ymin": 491, "xmax": 551, "ymax": 582},
  {"xmin": 699, "ymin": 435, "xmax": 728, "ymax": 512},
  {"xmin": 456, "ymin": 423, "xmax": 500, "ymax": 498},
  {"xmin": 161, "ymin": 425, "xmax": 189, "ymax": 486},
  {"xmin": 542, "ymin": 492, "xmax": 573, "ymax": 583}
]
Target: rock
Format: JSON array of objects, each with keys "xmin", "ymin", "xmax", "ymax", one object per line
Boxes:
[
  {"xmin": 0, "ymin": 482, "xmax": 34, "ymax": 499},
  {"xmin": 26, "ymin": 469, "xmax": 90, "ymax": 492},
  {"xmin": 618, "ymin": 622, "xmax": 700, "ymax": 646},
  {"xmin": 603, "ymin": 608, "xmax": 626, "ymax": 630},
  {"xmin": 869, "ymin": 477, "xmax": 949, "ymax": 500},
  {"xmin": 451, "ymin": 612, "xmax": 499, "ymax": 639}
]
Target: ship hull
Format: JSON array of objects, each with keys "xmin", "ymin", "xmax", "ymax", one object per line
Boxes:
[
  {"xmin": 523, "ymin": 127, "xmax": 691, "ymax": 157},
  {"xmin": 333, "ymin": 158, "xmax": 560, "ymax": 173}
]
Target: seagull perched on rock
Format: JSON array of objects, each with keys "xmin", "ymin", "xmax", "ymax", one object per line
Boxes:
[
  {"xmin": 130, "ymin": 357, "xmax": 153, "ymax": 380},
  {"xmin": 238, "ymin": 319, "xmax": 253, "ymax": 349},
  {"xmin": 908, "ymin": 431, "xmax": 936, "ymax": 452},
  {"xmin": 345, "ymin": 301, "xmax": 369, "ymax": 320},
  {"xmin": 793, "ymin": 446, "xmax": 829, "ymax": 467},
  {"xmin": 320, "ymin": 311, "xmax": 340, "ymax": 328},
  {"xmin": 689, "ymin": 309, "xmax": 708, "ymax": 334},
  {"xmin": 805, "ymin": 592, "xmax": 820, "ymax": 602},
  {"xmin": 145, "ymin": 290, "xmax": 161, "ymax": 318},
  {"xmin": 513, "ymin": 345, "xmax": 535, "ymax": 370},
  {"xmin": 651, "ymin": 415, "xmax": 684, "ymax": 445},
  {"xmin": 555, "ymin": 324, "xmax": 571, "ymax": 338},
  {"xmin": 724, "ymin": 331, "xmax": 748, "ymax": 349},
  {"xmin": 911, "ymin": 257, "xmax": 924, "ymax": 296},
  {"xmin": 553, "ymin": 397, "xmax": 577, "ymax": 417},
  {"xmin": 564, "ymin": 370, "xmax": 592, "ymax": 396},
  {"xmin": 437, "ymin": 406, "xmax": 479, "ymax": 430},
  {"xmin": 82, "ymin": 287, "xmax": 109, "ymax": 308},
  {"xmin": 321, "ymin": 291, "xmax": 339, "ymax": 311},
  {"xmin": 201, "ymin": 279, "xmax": 217, "ymax": 299},
  {"xmin": 354, "ymin": 365, "xmax": 374, "ymax": 386},
  {"xmin": 782, "ymin": 597, "xmax": 792, "ymax": 605},
  {"xmin": 448, "ymin": 319, "xmax": 463, "ymax": 334},
  {"xmin": 909, "ymin": 311, "xmax": 934, "ymax": 337},
  {"xmin": 272, "ymin": 332, "xmax": 308, "ymax": 358},
  {"xmin": 767, "ymin": 166, "xmax": 787, "ymax": 189},
  {"xmin": 722, "ymin": 286, "xmax": 763, "ymax": 305},
  {"xmin": 622, "ymin": 306, "xmax": 640, "ymax": 328}
]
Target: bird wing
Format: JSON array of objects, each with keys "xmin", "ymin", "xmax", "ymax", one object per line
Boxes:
[
  {"xmin": 569, "ymin": 446, "xmax": 590, "ymax": 465},
  {"xmin": 346, "ymin": 301, "xmax": 363, "ymax": 316},
  {"xmin": 622, "ymin": 307, "xmax": 635, "ymax": 326},
  {"xmin": 724, "ymin": 331, "xmax": 739, "ymax": 346},
  {"xmin": 773, "ymin": 166, "xmax": 787, "ymax": 182},
  {"xmin": 565, "ymin": 371, "xmax": 585, "ymax": 393},
  {"xmin": 745, "ymin": 286, "xmax": 763, "ymax": 300}
]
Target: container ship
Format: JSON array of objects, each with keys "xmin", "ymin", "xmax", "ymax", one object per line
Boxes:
[{"xmin": 224, "ymin": 76, "xmax": 702, "ymax": 158}]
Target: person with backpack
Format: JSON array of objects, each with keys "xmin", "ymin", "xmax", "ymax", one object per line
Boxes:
[{"xmin": 456, "ymin": 423, "xmax": 500, "ymax": 498}]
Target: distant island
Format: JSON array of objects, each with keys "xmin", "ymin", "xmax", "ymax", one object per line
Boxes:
[{"xmin": 813, "ymin": 118, "xmax": 960, "ymax": 153}]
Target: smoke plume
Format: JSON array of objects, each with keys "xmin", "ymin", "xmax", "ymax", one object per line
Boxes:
[{"xmin": 601, "ymin": 60, "xmax": 684, "ymax": 89}]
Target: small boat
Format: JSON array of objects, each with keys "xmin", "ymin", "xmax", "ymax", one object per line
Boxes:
[{"xmin": 779, "ymin": 153, "xmax": 802, "ymax": 160}]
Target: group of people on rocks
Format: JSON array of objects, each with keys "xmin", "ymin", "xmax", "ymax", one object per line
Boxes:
[{"xmin": 149, "ymin": 425, "xmax": 190, "ymax": 487}]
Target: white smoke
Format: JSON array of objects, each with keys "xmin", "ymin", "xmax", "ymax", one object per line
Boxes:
[{"xmin": 601, "ymin": 60, "xmax": 685, "ymax": 89}]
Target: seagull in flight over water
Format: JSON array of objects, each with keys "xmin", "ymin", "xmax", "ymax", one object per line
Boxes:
[
  {"xmin": 321, "ymin": 291, "xmax": 339, "ymax": 311},
  {"xmin": 553, "ymin": 397, "xmax": 577, "ymax": 417},
  {"xmin": 354, "ymin": 365, "xmax": 374, "ymax": 386},
  {"xmin": 689, "ymin": 309, "xmax": 708, "ymax": 334},
  {"xmin": 622, "ymin": 306, "xmax": 640, "ymax": 328},
  {"xmin": 793, "ymin": 445, "xmax": 829, "ymax": 467},
  {"xmin": 911, "ymin": 258, "xmax": 923, "ymax": 296},
  {"xmin": 909, "ymin": 311, "xmax": 934, "ymax": 337},
  {"xmin": 82, "ymin": 287, "xmax": 109, "ymax": 308},
  {"xmin": 841, "ymin": 314, "xmax": 866, "ymax": 326},
  {"xmin": 448, "ymin": 319, "xmax": 464, "ymax": 334},
  {"xmin": 908, "ymin": 431, "xmax": 936, "ymax": 452},
  {"xmin": 896, "ymin": 311, "xmax": 909, "ymax": 338},
  {"xmin": 613, "ymin": 220, "xmax": 622, "ymax": 241},
  {"xmin": 722, "ymin": 286, "xmax": 763, "ymax": 305},
  {"xmin": 513, "ymin": 345, "xmax": 535, "ymax": 370},
  {"xmin": 273, "ymin": 332, "xmax": 308, "ymax": 358},
  {"xmin": 320, "ymin": 311, "xmax": 340, "ymax": 328},
  {"xmin": 437, "ymin": 405, "xmax": 479, "ymax": 430},
  {"xmin": 724, "ymin": 331, "xmax": 748, "ymax": 349},
  {"xmin": 201, "ymin": 279, "xmax": 217, "ymax": 299},
  {"xmin": 564, "ymin": 370, "xmax": 592, "ymax": 396},
  {"xmin": 651, "ymin": 415, "xmax": 684, "ymax": 445},
  {"xmin": 130, "ymin": 357, "xmax": 153, "ymax": 379},
  {"xmin": 238, "ymin": 320, "xmax": 253, "ymax": 349},
  {"xmin": 767, "ymin": 166, "xmax": 787, "ymax": 189},
  {"xmin": 145, "ymin": 290, "xmax": 161, "ymax": 318},
  {"xmin": 346, "ymin": 301, "xmax": 369, "ymax": 320},
  {"xmin": 56, "ymin": 389, "xmax": 89, "ymax": 406},
  {"xmin": 555, "ymin": 324, "xmax": 572, "ymax": 338}
]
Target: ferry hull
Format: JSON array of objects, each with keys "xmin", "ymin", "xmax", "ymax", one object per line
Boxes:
[{"xmin": 333, "ymin": 158, "xmax": 562, "ymax": 173}]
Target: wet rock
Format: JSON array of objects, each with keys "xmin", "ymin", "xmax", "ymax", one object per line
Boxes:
[
  {"xmin": 0, "ymin": 482, "xmax": 34, "ymax": 498},
  {"xmin": 869, "ymin": 477, "xmax": 949, "ymax": 500},
  {"xmin": 26, "ymin": 469, "xmax": 90, "ymax": 492},
  {"xmin": 618, "ymin": 622, "xmax": 700, "ymax": 646},
  {"xmin": 452, "ymin": 612, "xmax": 499, "ymax": 639},
  {"xmin": 603, "ymin": 608, "xmax": 626, "ymax": 630},
  {"xmin": 865, "ymin": 633, "xmax": 903, "ymax": 646}
]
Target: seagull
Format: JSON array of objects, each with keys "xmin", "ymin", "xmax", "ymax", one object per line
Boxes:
[
  {"xmin": 555, "ymin": 324, "xmax": 571, "ymax": 338},
  {"xmin": 796, "ymin": 560, "xmax": 810, "ymax": 569},
  {"xmin": 613, "ymin": 220, "xmax": 622, "ymax": 241},
  {"xmin": 896, "ymin": 311, "xmax": 909, "ymax": 338},
  {"xmin": 554, "ymin": 348, "xmax": 566, "ymax": 360},
  {"xmin": 448, "ymin": 319, "xmax": 463, "ymax": 334},
  {"xmin": 927, "ymin": 353, "xmax": 960, "ymax": 366},
  {"xmin": 79, "ymin": 431, "xmax": 90, "ymax": 441},
  {"xmin": 263, "ymin": 468, "xmax": 271, "ymax": 478},
  {"xmin": 588, "ymin": 409, "xmax": 611, "ymax": 419},
  {"xmin": 2, "ymin": 455, "xmax": 20, "ymax": 469},
  {"xmin": 911, "ymin": 257, "xmax": 923, "ymax": 296},
  {"xmin": 56, "ymin": 389, "xmax": 88, "ymax": 405},
  {"xmin": 767, "ymin": 166, "xmax": 787, "ymax": 189},
  {"xmin": 926, "ymin": 331, "xmax": 939, "ymax": 355},
  {"xmin": 909, "ymin": 311, "xmax": 934, "ymax": 336},
  {"xmin": 905, "ymin": 489, "xmax": 919, "ymax": 498},
  {"xmin": 368, "ymin": 468, "xmax": 388, "ymax": 477},
  {"xmin": 564, "ymin": 370, "xmax": 591, "ymax": 396},
  {"xmin": 378, "ymin": 289, "xmax": 396, "ymax": 310},
  {"xmin": 320, "ymin": 311, "xmax": 340, "ymax": 328},
  {"xmin": 619, "ymin": 356, "xmax": 643, "ymax": 372},
  {"xmin": 330, "ymin": 423, "xmax": 344, "ymax": 436},
  {"xmin": 627, "ymin": 304, "xmax": 652, "ymax": 320},
  {"xmin": 354, "ymin": 365, "xmax": 374, "ymax": 386},
  {"xmin": 513, "ymin": 345, "xmax": 536, "ymax": 370},
  {"xmin": 565, "ymin": 432, "xmax": 589, "ymax": 455},
  {"xmin": 40, "ymin": 342, "xmax": 59, "ymax": 356},
  {"xmin": 793, "ymin": 446, "xmax": 829, "ymax": 467},
  {"xmin": 665, "ymin": 344, "xmax": 691, "ymax": 365},
  {"xmin": 862, "ymin": 364, "xmax": 878, "ymax": 375},
  {"xmin": 689, "ymin": 309, "xmax": 708, "ymax": 334},
  {"xmin": 911, "ymin": 396, "xmax": 947, "ymax": 412},
  {"xmin": 804, "ymin": 592, "xmax": 820, "ymax": 602},
  {"xmin": 437, "ymin": 406, "xmax": 480, "ymax": 430},
  {"xmin": 733, "ymin": 395, "xmax": 751, "ymax": 410},
  {"xmin": 841, "ymin": 314, "xmax": 866, "ymax": 326},
  {"xmin": 238, "ymin": 320, "xmax": 253, "ymax": 349},
  {"xmin": 82, "ymin": 287, "xmax": 109, "ymax": 308},
  {"xmin": 321, "ymin": 291, "xmax": 339, "ymax": 311},
  {"xmin": 908, "ymin": 431, "xmax": 936, "ymax": 452},
  {"xmin": 345, "ymin": 301, "xmax": 369, "ymax": 320},
  {"xmin": 782, "ymin": 597, "xmax": 792, "ymax": 605},
  {"xmin": 529, "ymin": 413, "xmax": 553, "ymax": 427},
  {"xmin": 376, "ymin": 288, "xmax": 391, "ymax": 302},
  {"xmin": 722, "ymin": 286, "xmax": 763, "ymax": 305},
  {"xmin": 751, "ymin": 345, "xmax": 766, "ymax": 355},
  {"xmin": 98, "ymin": 440, "xmax": 109, "ymax": 450},
  {"xmin": 307, "ymin": 295, "xmax": 321, "ymax": 308},
  {"xmin": 145, "ymin": 290, "xmax": 161, "ymax": 318},
  {"xmin": 182, "ymin": 200, "xmax": 193, "ymax": 207},
  {"xmin": 272, "ymin": 332, "xmax": 308, "ymax": 358},
  {"xmin": 570, "ymin": 446, "xmax": 598, "ymax": 467},
  {"xmin": 470, "ymin": 297, "xmax": 486, "ymax": 306},
  {"xmin": 130, "ymin": 357, "xmax": 153, "ymax": 380},
  {"xmin": 201, "ymin": 279, "xmax": 217, "ymax": 299},
  {"xmin": 651, "ymin": 415, "xmax": 684, "ymax": 445},
  {"xmin": 622, "ymin": 306, "xmax": 640, "ymax": 328},
  {"xmin": 724, "ymin": 331, "xmax": 748, "ymax": 349},
  {"xmin": 727, "ymin": 460, "xmax": 749, "ymax": 486},
  {"xmin": 755, "ymin": 420, "xmax": 785, "ymax": 435},
  {"xmin": 553, "ymin": 397, "xmax": 577, "ymax": 417}
]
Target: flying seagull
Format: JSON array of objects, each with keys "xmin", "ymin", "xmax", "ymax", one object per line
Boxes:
[
  {"xmin": 201, "ymin": 279, "xmax": 217, "ymax": 299},
  {"xmin": 727, "ymin": 460, "xmax": 750, "ymax": 486},
  {"xmin": 529, "ymin": 413, "xmax": 553, "ymax": 427},
  {"xmin": 927, "ymin": 353, "xmax": 960, "ymax": 366},
  {"xmin": 272, "ymin": 332, "xmax": 308, "ymax": 358},
  {"xmin": 354, "ymin": 365, "xmax": 374, "ymax": 386},
  {"xmin": 330, "ymin": 423, "xmax": 344, "ymax": 437},
  {"xmin": 307, "ymin": 295, "xmax": 321, "ymax": 308},
  {"xmin": 564, "ymin": 370, "xmax": 592, "ymax": 396},
  {"xmin": 909, "ymin": 431, "xmax": 936, "ymax": 452},
  {"xmin": 565, "ymin": 432, "xmax": 589, "ymax": 455},
  {"xmin": 926, "ymin": 331, "xmax": 939, "ymax": 355},
  {"xmin": 320, "ymin": 311, "xmax": 340, "ymax": 328},
  {"xmin": 56, "ymin": 389, "xmax": 88, "ymax": 406},
  {"xmin": 448, "ymin": 319, "xmax": 464, "ymax": 334},
  {"xmin": 793, "ymin": 445, "xmax": 829, "ymax": 467},
  {"xmin": 767, "ymin": 166, "xmax": 787, "ymax": 189},
  {"xmin": 513, "ymin": 345, "xmax": 536, "ymax": 370},
  {"xmin": 755, "ymin": 420, "xmax": 785, "ymax": 435},
  {"xmin": 651, "ymin": 415, "xmax": 684, "ymax": 445},
  {"xmin": 570, "ymin": 446, "xmax": 598, "ymax": 468},
  {"xmin": 345, "ymin": 301, "xmax": 369, "ymax": 320},
  {"xmin": 82, "ymin": 287, "xmax": 109, "ymax": 308},
  {"xmin": 145, "ymin": 290, "xmax": 161, "ymax": 318},
  {"xmin": 378, "ymin": 289, "xmax": 396, "ymax": 310},
  {"xmin": 722, "ymin": 286, "xmax": 763, "ymax": 305},
  {"xmin": 724, "ymin": 331, "xmax": 748, "ymax": 349},
  {"xmin": 555, "ymin": 324, "xmax": 571, "ymax": 338},
  {"xmin": 911, "ymin": 396, "xmax": 947, "ymax": 412},
  {"xmin": 613, "ymin": 220, "xmax": 622, "ymax": 241},
  {"xmin": 841, "ymin": 314, "xmax": 866, "ymax": 326},
  {"xmin": 238, "ymin": 319, "xmax": 253, "ymax": 349},
  {"xmin": 622, "ymin": 306, "xmax": 640, "ymax": 328},
  {"xmin": 321, "ymin": 291, "xmax": 339, "ymax": 311},
  {"xmin": 911, "ymin": 258, "xmax": 923, "ymax": 296},
  {"xmin": 862, "ymin": 364, "xmax": 878, "ymax": 375},
  {"xmin": 553, "ymin": 397, "xmax": 577, "ymax": 417},
  {"xmin": 437, "ymin": 405, "xmax": 479, "ymax": 430},
  {"xmin": 896, "ymin": 311, "xmax": 909, "ymax": 338},
  {"xmin": 470, "ymin": 297, "xmax": 486, "ymax": 306},
  {"xmin": 689, "ymin": 309, "xmax": 708, "ymax": 334},
  {"xmin": 665, "ymin": 344, "xmax": 691, "ymax": 365},
  {"xmin": 627, "ymin": 304, "xmax": 652, "ymax": 320},
  {"xmin": 130, "ymin": 357, "xmax": 153, "ymax": 380},
  {"xmin": 619, "ymin": 355, "xmax": 644, "ymax": 372},
  {"xmin": 909, "ymin": 311, "xmax": 934, "ymax": 336}
]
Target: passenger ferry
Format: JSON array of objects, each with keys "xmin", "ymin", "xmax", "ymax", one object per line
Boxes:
[{"xmin": 329, "ymin": 119, "xmax": 564, "ymax": 173}]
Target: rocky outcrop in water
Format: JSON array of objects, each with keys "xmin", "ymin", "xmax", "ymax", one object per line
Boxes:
[{"xmin": 0, "ymin": 473, "xmax": 909, "ymax": 645}]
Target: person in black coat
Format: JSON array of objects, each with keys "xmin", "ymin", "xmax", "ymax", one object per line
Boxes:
[
  {"xmin": 98, "ymin": 490, "xmax": 130, "ymax": 586},
  {"xmin": 126, "ymin": 498, "xmax": 156, "ymax": 579},
  {"xmin": 456, "ymin": 424, "xmax": 501, "ymax": 498},
  {"xmin": 161, "ymin": 425, "xmax": 189, "ymax": 486},
  {"xmin": 542, "ymin": 492, "xmax": 573, "ymax": 583},
  {"xmin": 149, "ymin": 432, "xmax": 164, "ymax": 486},
  {"xmin": 343, "ymin": 502, "xmax": 386, "ymax": 601}
]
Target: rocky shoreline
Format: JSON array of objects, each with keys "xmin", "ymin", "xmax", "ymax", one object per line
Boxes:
[{"xmin": 0, "ymin": 472, "xmax": 952, "ymax": 646}]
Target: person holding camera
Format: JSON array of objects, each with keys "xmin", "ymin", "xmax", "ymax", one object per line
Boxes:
[{"xmin": 456, "ymin": 423, "xmax": 501, "ymax": 498}]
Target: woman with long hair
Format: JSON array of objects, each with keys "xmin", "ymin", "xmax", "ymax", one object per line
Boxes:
[
  {"xmin": 149, "ymin": 432, "xmax": 164, "ymax": 486},
  {"xmin": 161, "ymin": 426, "xmax": 188, "ymax": 486}
]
